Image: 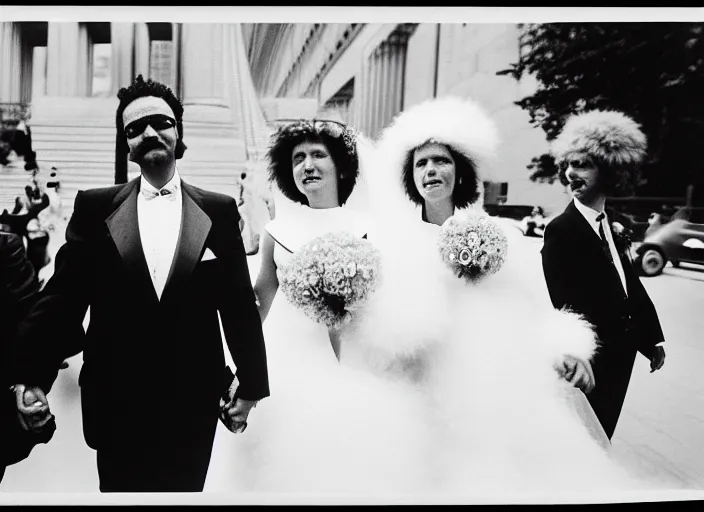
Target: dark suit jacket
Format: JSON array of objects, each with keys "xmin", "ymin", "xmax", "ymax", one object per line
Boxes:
[
  {"xmin": 541, "ymin": 201, "xmax": 664, "ymax": 356},
  {"xmin": 10, "ymin": 178, "xmax": 269, "ymax": 451},
  {"xmin": 541, "ymin": 200, "xmax": 665, "ymax": 439},
  {"xmin": 0, "ymin": 231, "xmax": 54, "ymax": 468}
]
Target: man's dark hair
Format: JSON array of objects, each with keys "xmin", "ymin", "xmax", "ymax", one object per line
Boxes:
[
  {"xmin": 401, "ymin": 143, "xmax": 480, "ymax": 209},
  {"xmin": 114, "ymin": 75, "xmax": 187, "ymax": 184},
  {"xmin": 267, "ymin": 129, "xmax": 359, "ymax": 206}
]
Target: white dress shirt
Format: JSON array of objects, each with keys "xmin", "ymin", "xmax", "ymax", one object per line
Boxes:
[
  {"xmin": 137, "ymin": 169, "xmax": 183, "ymax": 300},
  {"xmin": 573, "ymin": 198, "xmax": 628, "ymax": 297}
]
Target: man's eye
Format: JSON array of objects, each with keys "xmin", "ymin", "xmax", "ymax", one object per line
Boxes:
[{"xmin": 415, "ymin": 159, "xmax": 426, "ymax": 168}]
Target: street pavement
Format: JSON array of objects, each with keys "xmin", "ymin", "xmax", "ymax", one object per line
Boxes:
[{"xmin": 1, "ymin": 227, "xmax": 703, "ymax": 501}]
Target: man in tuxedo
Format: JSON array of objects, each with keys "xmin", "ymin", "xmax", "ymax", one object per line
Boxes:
[
  {"xmin": 541, "ymin": 110, "xmax": 666, "ymax": 440},
  {"xmin": 10, "ymin": 75, "xmax": 269, "ymax": 492}
]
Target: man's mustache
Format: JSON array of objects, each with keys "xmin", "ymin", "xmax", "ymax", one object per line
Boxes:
[{"xmin": 135, "ymin": 141, "xmax": 166, "ymax": 158}]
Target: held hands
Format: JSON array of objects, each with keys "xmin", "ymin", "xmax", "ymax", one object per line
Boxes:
[
  {"xmin": 555, "ymin": 355, "xmax": 595, "ymax": 394},
  {"xmin": 13, "ymin": 384, "xmax": 54, "ymax": 433},
  {"xmin": 218, "ymin": 369, "xmax": 257, "ymax": 434},
  {"xmin": 650, "ymin": 345, "xmax": 666, "ymax": 373},
  {"xmin": 221, "ymin": 398, "xmax": 258, "ymax": 434}
]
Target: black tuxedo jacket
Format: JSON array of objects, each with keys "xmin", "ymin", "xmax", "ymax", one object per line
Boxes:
[
  {"xmin": 1, "ymin": 231, "xmax": 55, "ymax": 469},
  {"xmin": 10, "ymin": 178, "xmax": 269, "ymax": 451},
  {"xmin": 541, "ymin": 201, "xmax": 664, "ymax": 438},
  {"xmin": 542, "ymin": 201, "xmax": 664, "ymax": 354}
]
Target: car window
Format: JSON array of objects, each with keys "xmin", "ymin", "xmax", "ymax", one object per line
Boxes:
[{"xmin": 685, "ymin": 222, "xmax": 704, "ymax": 234}]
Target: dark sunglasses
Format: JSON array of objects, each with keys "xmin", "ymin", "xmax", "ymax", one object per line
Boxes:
[
  {"xmin": 125, "ymin": 114, "xmax": 177, "ymax": 139},
  {"xmin": 557, "ymin": 157, "xmax": 594, "ymax": 172}
]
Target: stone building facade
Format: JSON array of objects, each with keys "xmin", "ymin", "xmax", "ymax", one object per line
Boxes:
[{"xmin": 244, "ymin": 22, "xmax": 571, "ymax": 215}]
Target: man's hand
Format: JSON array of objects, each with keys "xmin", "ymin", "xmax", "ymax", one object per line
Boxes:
[
  {"xmin": 224, "ymin": 398, "xmax": 258, "ymax": 434},
  {"xmin": 13, "ymin": 384, "xmax": 53, "ymax": 433},
  {"xmin": 555, "ymin": 354, "xmax": 595, "ymax": 394},
  {"xmin": 650, "ymin": 345, "xmax": 666, "ymax": 373}
]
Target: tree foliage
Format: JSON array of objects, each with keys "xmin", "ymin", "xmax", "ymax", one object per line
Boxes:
[{"xmin": 498, "ymin": 23, "xmax": 704, "ymax": 202}]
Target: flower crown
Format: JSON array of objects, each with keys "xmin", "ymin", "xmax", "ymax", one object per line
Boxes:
[{"xmin": 270, "ymin": 118, "xmax": 359, "ymax": 157}]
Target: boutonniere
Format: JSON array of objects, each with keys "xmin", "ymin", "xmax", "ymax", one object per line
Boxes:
[{"xmin": 611, "ymin": 222, "xmax": 633, "ymax": 253}]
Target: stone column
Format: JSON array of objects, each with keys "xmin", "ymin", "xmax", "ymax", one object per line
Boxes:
[
  {"xmin": 11, "ymin": 24, "xmax": 22, "ymax": 103},
  {"xmin": 352, "ymin": 55, "xmax": 368, "ymax": 132},
  {"xmin": 0, "ymin": 23, "xmax": 12, "ymax": 101},
  {"xmin": 180, "ymin": 23, "xmax": 226, "ymax": 106},
  {"xmin": 20, "ymin": 32, "xmax": 33, "ymax": 104},
  {"xmin": 46, "ymin": 22, "xmax": 81, "ymax": 97},
  {"xmin": 111, "ymin": 22, "xmax": 135, "ymax": 93},
  {"xmin": 0, "ymin": 23, "xmax": 23, "ymax": 103},
  {"xmin": 76, "ymin": 23, "xmax": 91, "ymax": 97},
  {"xmin": 31, "ymin": 46, "xmax": 47, "ymax": 99},
  {"xmin": 381, "ymin": 28, "xmax": 412, "ymax": 133},
  {"xmin": 355, "ymin": 24, "xmax": 416, "ymax": 139},
  {"xmin": 134, "ymin": 22, "xmax": 150, "ymax": 80},
  {"xmin": 170, "ymin": 23, "xmax": 182, "ymax": 98}
]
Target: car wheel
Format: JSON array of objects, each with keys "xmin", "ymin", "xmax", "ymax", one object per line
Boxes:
[{"xmin": 640, "ymin": 248, "xmax": 667, "ymax": 276}]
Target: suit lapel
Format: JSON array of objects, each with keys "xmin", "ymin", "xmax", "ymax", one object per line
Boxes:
[
  {"xmin": 160, "ymin": 182, "xmax": 212, "ymax": 305},
  {"xmin": 105, "ymin": 179, "xmax": 158, "ymax": 304},
  {"xmin": 565, "ymin": 201, "xmax": 603, "ymax": 248},
  {"xmin": 565, "ymin": 201, "xmax": 627, "ymax": 297}
]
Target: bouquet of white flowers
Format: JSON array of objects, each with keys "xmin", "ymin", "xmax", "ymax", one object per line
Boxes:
[
  {"xmin": 280, "ymin": 232, "xmax": 381, "ymax": 328},
  {"xmin": 437, "ymin": 213, "xmax": 508, "ymax": 283}
]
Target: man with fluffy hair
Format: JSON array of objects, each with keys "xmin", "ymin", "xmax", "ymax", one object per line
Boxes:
[
  {"xmin": 541, "ymin": 109, "xmax": 666, "ymax": 440},
  {"xmin": 9, "ymin": 75, "xmax": 269, "ymax": 492}
]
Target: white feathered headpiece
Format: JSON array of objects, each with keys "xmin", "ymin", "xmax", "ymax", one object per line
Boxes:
[
  {"xmin": 379, "ymin": 96, "xmax": 499, "ymax": 181},
  {"xmin": 551, "ymin": 110, "xmax": 647, "ymax": 168},
  {"xmin": 367, "ymin": 96, "xmax": 500, "ymax": 220}
]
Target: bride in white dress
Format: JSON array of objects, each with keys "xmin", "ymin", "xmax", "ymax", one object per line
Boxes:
[
  {"xmin": 341, "ymin": 96, "xmax": 652, "ymax": 496},
  {"xmin": 205, "ymin": 120, "xmax": 431, "ymax": 498}
]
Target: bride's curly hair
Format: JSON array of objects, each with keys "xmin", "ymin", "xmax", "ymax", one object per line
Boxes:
[
  {"xmin": 266, "ymin": 120, "xmax": 359, "ymax": 206},
  {"xmin": 401, "ymin": 142, "xmax": 480, "ymax": 209}
]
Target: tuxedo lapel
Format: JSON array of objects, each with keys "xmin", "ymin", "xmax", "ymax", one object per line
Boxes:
[
  {"xmin": 160, "ymin": 182, "xmax": 212, "ymax": 305},
  {"xmin": 105, "ymin": 179, "xmax": 158, "ymax": 304},
  {"xmin": 565, "ymin": 201, "xmax": 603, "ymax": 248},
  {"xmin": 565, "ymin": 201, "xmax": 626, "ymax": 296}
]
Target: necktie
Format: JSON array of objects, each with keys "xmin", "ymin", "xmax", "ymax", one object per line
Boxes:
[
  {"xmin": 596, "ymin": 212, "xmax": 615, "ymax": 265},
  {"xmin": 141, "ymin": 185, "xmax": 178, "ymax": 201}
]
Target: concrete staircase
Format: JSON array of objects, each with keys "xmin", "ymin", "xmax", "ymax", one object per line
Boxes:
[{"xmin": 0, "ymin": 96, "xmax": 248, "ymax": 220}]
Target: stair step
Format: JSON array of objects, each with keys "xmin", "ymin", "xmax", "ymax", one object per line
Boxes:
[
  {"xmin": 3, "ymin": 96, "xmax": 259, "ymax": 218},
  {"xmin": 32, "ymin": 134, "xmax": 116, "ymax": 143}
]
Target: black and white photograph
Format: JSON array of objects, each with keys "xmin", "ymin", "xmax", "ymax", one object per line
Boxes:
[{"xmin": 0, "ymin": 5, "xmax": 703, "ymax": 505}]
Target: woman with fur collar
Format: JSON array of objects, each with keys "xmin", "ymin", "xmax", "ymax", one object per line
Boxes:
[{"xmin": 343, "ymin": 97, "xmax": 652, "ymax": 494}]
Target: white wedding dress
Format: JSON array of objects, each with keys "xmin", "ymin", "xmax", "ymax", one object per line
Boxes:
[
  {"xmin": 342, "ymin": 210, "xmax": 651, "ymax": 496},
  {"xmin": 205, "ymin": 204, "xmax": 432, "ymax": 498}
]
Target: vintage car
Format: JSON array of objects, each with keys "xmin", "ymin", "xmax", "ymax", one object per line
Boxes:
[{"xmin": 635, "ymin": 218, "xmax": 704, "ymax": 276}]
